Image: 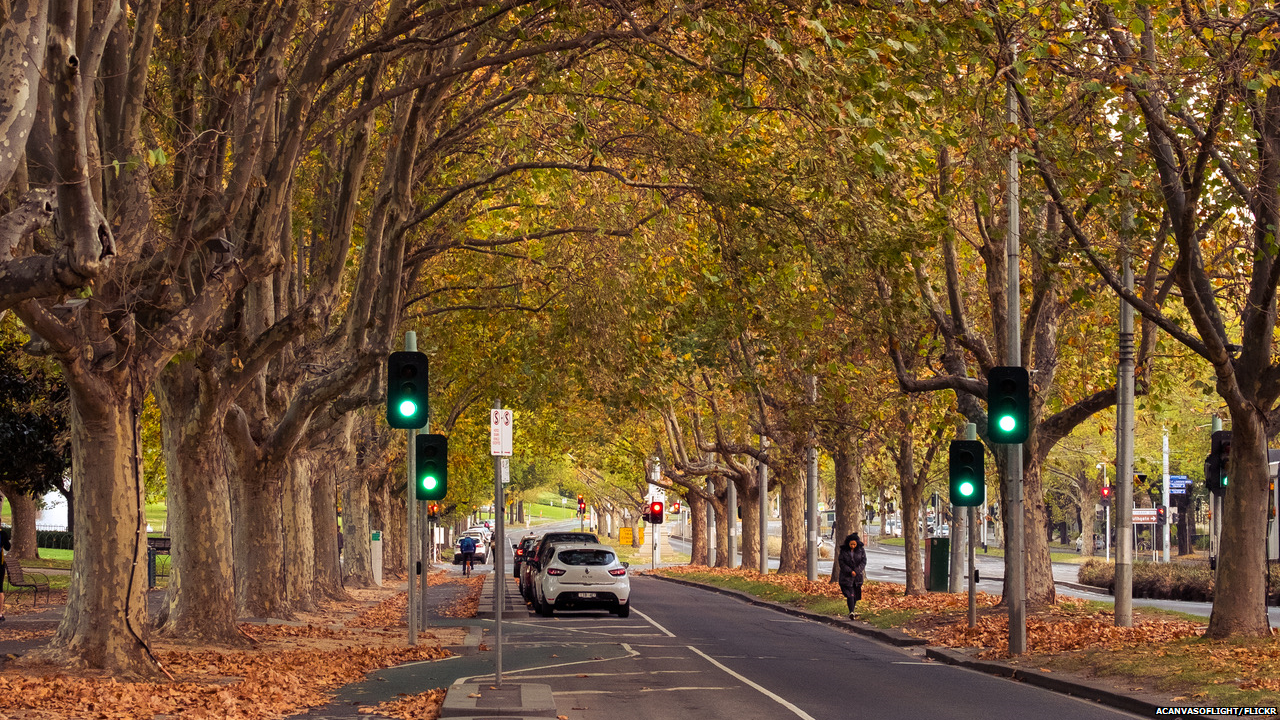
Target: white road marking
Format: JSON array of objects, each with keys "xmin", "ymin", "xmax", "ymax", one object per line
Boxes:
[
  {"xmin": 555, "ymin": 687, "xmax": 737, "ymax": 695},
  {"xmin": 633, "ymin": 607, "xmax": 676, "ymax": 637},
  {"xmin": 456, "ymin": 643, "xmax": 640, "ymax": 684},
  {"xmin": 514, "ymin": 670, "xmax": 701, "ymax": 679},
  {"xmin": 687, "ymin": 645, "xmax": 818, "ymax": 720}
]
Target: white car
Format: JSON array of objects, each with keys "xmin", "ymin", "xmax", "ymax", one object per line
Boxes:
[
  {"xmin": 533, "ymin": 543, "xmax": 630, "ymax": 617},
  {"xmin": 453, "ymin": 531, "xmax": 489, "ymax": 564}
]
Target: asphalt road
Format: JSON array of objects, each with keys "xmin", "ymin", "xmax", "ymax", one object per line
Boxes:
[{"xmin": 322, "ymin": 522, "xmax": 1142, "ymax": 720}]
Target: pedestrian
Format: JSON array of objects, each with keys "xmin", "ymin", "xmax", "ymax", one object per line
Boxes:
[
  {"xmin": 459, "ymin": 534, "xmax": 477, "ymax": 577},
  {"xmin": 0, "ymin": 525, "xmax": 10, "ymax": 621},
  {"xmin": 838, "ymin": 532, "xmax": 866, "ymax": 619}
]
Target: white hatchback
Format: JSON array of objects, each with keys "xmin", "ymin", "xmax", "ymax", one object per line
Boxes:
[{"xmin": 533, "ymin": 543, "xmax": 630, "ymax": 617}]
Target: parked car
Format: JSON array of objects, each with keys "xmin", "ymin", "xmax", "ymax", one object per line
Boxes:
[
  {"xmin": 532, "ymin": 543, "xmax": 630, "ymax": 617},
  {"xmin": 1075, "ymin": 535, "xmax": 1105, "ymax": 551},
  {"xmin": 453, "ymin": 530, "xmax": 489, "ymax": 564},
  {"xmin": 513, "ymin": 534, "xmax": 538, "ymax": 580},
  {"xmin": 522, "ymin": 531, "xmax": 599, "ymax": 601}
]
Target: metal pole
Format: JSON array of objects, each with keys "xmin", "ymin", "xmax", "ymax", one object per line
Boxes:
[
  {"xmin": 493, "ymin": 400, "xmax": 504, "ymax": 687},
  {"xmin": 652, "ymin": 514, "xmax": 658, "ymax": 571},
  {"xmin": 405, "ymin": 332, "xmax": 418, "ymax": 646},
  {"xmin": 1211, "ymin": 416, "xmax": 1223, "ymax": 574},
  {"xmin": 1163, "ymin": 429, "xmax": 1171, "ymax": 563},
  {"xmin": 727, "ymin": 482, "xmax": 737, "ymax": 568},
  {"xmin": 421, "ymin": 499, "xmax": 430, "ymax": 628},
  {"xmin": 806, "ymin": 375, "xmax": 819, "ymax": 582},
  {"xmin": 707, "ymin": 479, "xmax": 715, "ymax": 564},
  {"xmin": 1005, "ymin": 64, "xmax": 1026, "ymax": 656},
  {"xmin": 759, "ymin": 435, "xmax": 769, "ymax": 575},
  {"xmin": 1116, "ymin": 234, "xmax": 1136, "ymax": 627},
  {"xmin": 966, "ymin": 423, "xmax": 978, "ymax": 627}
]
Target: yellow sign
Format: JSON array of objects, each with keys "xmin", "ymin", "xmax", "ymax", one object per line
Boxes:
[{"xmin": 619, "ymin": 527, "xmax": 645, "ymax": 545}]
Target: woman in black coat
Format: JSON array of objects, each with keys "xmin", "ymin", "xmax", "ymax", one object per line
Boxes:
[{"xmin": 837, "ymin": 532, "xmax": 867, "ymax": 619}]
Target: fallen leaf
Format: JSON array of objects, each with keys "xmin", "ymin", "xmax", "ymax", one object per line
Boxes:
[
  {"xmin": 576, "ymin": 674, "xmax": 589, "ymax": 678},
  {"xmin": 467, "ymin": 693, "xmax": 482, "ymax": 698}
]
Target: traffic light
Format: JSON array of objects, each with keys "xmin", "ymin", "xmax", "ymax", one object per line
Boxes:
[
  {"xmin": 1156, "ymin": 505, "xmax": 1167, "ymax": 525},
  {"xmin": 428, "ymin": 503, "xmax": 440, "ymax": 520},
  {"xmin": 414, "ymin": 433, "xmax": 448, "ymax": 500},
  {"xmin": 948, "ymin": 440, "xmax": 985, "ymax": 507},
  {"xmin": 1100, "ymin": 485, "xmax": 1111, "ymax": 508},
  {"xmin": 577, "ymin": 495, "xmax": 586, "ymax": 514},
  {"xmin": 672, "ymin": 501, "xmax": 681, "ymax": 513},
  {"xmin": 648, "ymin": 501, "xmax": 664, "ymax": 524},
  {"xmin": 1207, "ymin": 430, "xmax": 1231, "ymax": 496},
  {"xmin": 987, "ymin": 366, "xmax": 1029, "ymax": 444},
  {"xmin": 386, "ymin": 352, "xmax": 430, "ymax": 429}
]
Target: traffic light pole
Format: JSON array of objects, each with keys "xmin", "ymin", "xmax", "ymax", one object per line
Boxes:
[
  {"xmin": 965, "ymin": 423, "xmax": 978, "ymax": 628},
  {"xmin": 806, "ymin": 376, "xmax": 818, "ymax": 583},
  {"xmin": 1004, "ymin": 67, "xmax": 1026, "ymax": 656},
  {"xmin": 405, "ymin": 332, "xmax": 419, "ymax": 646}
]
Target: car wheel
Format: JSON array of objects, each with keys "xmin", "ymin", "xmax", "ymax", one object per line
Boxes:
[
  {"xmin": 537, "ymin": 595, "xmax": 554, "ymax": 617},
  {"xmin": 614, "ymin": 603, "xmax": 630, "ymax": 618}
]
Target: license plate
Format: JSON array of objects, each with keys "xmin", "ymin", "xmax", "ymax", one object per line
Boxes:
[{"xmin": 578, "ymin": 592, "xmax": 598, "ymax": 599}]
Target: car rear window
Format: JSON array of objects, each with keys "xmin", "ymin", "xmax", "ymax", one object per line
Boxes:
[{"xmin": 557, "ymin": 549, "xmax": 615, "ymax": 566}]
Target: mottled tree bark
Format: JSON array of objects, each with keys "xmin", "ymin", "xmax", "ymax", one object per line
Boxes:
[
  {"xmin": 1, "ymin": 486, "xmax": 38, "ymax": 559},
  {"xmin": 778, "ymin": 472, "xmax": 805, "ymax": 574}
]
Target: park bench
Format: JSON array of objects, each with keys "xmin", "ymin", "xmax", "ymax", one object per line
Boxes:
[{"xmin": 5, "ymin": 558, "xmax": 50, "ymax": 606}]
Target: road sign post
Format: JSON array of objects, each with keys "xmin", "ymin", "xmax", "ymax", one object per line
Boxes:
[{"xmin": 491, "ymin": 400, "xmax": 507, "ymax": 686}]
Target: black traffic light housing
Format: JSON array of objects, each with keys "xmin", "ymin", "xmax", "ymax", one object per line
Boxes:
[
  {"xmin": 1156, "ymin": 505, "xmax": 1167, "ymax": 525},
  {"xmin": 415, "ymin": 433, "xmax": 448, "ymax": 500},
  {"xmin": 948, "ymin": 440, "xmax": 985, "ymax": 507},
  {"xmin": 987, "ymin": 366, "xmax": 1030, "ymax": 444},
  {"xmin": 672, "ymin": 501, "xmax": 681, "ymax": 513},
  {"xmin": 387, "ymin": 352, "xmax": 430, "ymax": 429},
  {"xmin": 577, "ymin": 495, "xmax": 586, "ymax": 514},
  {"xmin": 1207, "ymin": 430, "xmax": 1231, "ymax": 496},
  {"xmin": 1100, "ymin": 485, "xmax": 1111, "ymax": 508},
  {"xmin": 428, "ymin": 503, "xmax": 440, "ymax": 520},
  {"xmin": 648, "ymin": 501, "xmax": 664, "ymax": 524}
]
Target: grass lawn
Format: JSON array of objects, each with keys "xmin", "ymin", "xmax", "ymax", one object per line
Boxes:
[
  {"xmin": 875, "ymin": 536, "xmax": 1080, "ymax": 563},
  {"xmin": 523, "ymin": 500, "xmax": 580, "ymax": 523}
]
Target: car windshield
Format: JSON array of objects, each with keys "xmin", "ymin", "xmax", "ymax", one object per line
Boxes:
[
  {"xmin": 544, "ymin": 533, "xmax": 598, "ymax": 544},
  {"xmin": 557, "ymin": 549, "xmax": 615, "ymax": 566}
]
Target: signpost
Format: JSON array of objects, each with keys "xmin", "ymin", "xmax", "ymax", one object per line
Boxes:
[
  {"xmin": 1168, "ymin": 475, "xmax": 1190, "ymax": 495},
  {"xmin": 490, "ymin": 401, "xmax": 511, "ymax": 687},
  {"xmin": 1132, "ymin": 508, "xmax": 1158, "ymax": 524}
]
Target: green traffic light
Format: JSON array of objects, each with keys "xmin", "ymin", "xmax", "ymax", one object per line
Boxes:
[
  {"xmin": 399, "ymin": 399, "xmax": 417, "ymax": 417},
  {"xmin": 998, "ymin": 415, "xmax": 1016, "ymax": 433},
  {"xmin": 959, "ymin": 480, "xmax": 975, "ymax": 497},
  {"xmin": 421, "ymin": 475, "xmax": 437, "ymax": 491}
]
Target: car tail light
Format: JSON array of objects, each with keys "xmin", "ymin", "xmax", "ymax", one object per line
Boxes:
[
  {"xmin": 609, "ymin": 568, "xmax": 627, "ymax": 577},
  {"xmin": 516, "ymin": 549, "xmax": 524, "ymax": 556},
  {"xmin": 546, "ymin": 568, "xmax": 566, "ymax": 576}
]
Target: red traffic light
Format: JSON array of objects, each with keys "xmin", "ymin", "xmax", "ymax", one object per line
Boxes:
[
  {"xmin": 649, "ymin": 501, "xmax": 664, "ymax": 523},
  {"xmin": 1100, "ymin": 486, "xmax": 1111, "ymax": 498},
  {"xmin": 672, "ymin": 501, "xmax": 681, "ymax": 513}
]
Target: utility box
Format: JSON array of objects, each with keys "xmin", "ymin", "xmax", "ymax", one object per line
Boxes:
[
  {"xmin": 371, "ymin": 530, "xmax": 383, "ymax": 586},
  {"xmin": 925, "ymin": 537, "xmax": 950, "ymax": 592}
]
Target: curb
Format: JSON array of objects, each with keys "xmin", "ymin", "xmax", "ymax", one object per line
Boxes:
[
  {"xmin": 648, "ymin": 574, "xmax": 925, "ymax": 647},
  {"xmin": 924, "ymin": 647, "xmax": 1164, "ymax": 716},
  {"xmin": 649, "ymin": 573, "xmax": 1167, "ymax": 717}
]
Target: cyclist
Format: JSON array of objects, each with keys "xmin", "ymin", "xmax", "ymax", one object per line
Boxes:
[{"xmin": 459, "ymin": 535, "xmax": 478, "ymax": 576}]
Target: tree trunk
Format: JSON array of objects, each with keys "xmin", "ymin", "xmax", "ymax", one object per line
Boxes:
[
  {"xmin": 311, "ymin": 456, "xmax": 346, "ymax": 602},
  {"xmin": 829, "ymin": 439, "xmax": 863, "ymax": 583},
  {"xmin": 738, "ymin": 477, "xmax": 760, "ymax": 572},
  {"xmin": 713, "ymin": 483, "xmax": 729, "ymax": 567},
  {"xmin": 1207, "ymin": 411, "xmax": 1270, "ymax": 638},
  {"xmin": 284, "ymin": 456, "xmax": 317, "ymax": 612},
  {"xmin": 1022, "ymin": 461, "xmax": 1056, "ymax": 605},
  {"xmin": 778, "ymin": 473, "xmax": 805, "ymax": 574},
  {"xmin": 2, "ymin": 486, "xmax": 38, "ymax": 559},
  {"xmin": 153, "ymin": 364, "xmax": 240, "ymax": 642},
  {"xmin": 342, "ymin": 471, "xmax": 375, "ymax": 587},
  {"xmin": 22, "ymin": 380, "xmax": 159, "ymax": 677},
  {"xmin": 689, "ymin": 488, "xmax": 708, "ymax": 565},
  {"xmin": 233, "ymin": 459, "xmax": 290, "ymax": 618},
  {"xmin": 901, "ymin": 477, "xmax": 925, "ymax": 595},
  {"xmin": 1080, "ymin": 475, "xmax": 1098, "ymax": 559}
]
